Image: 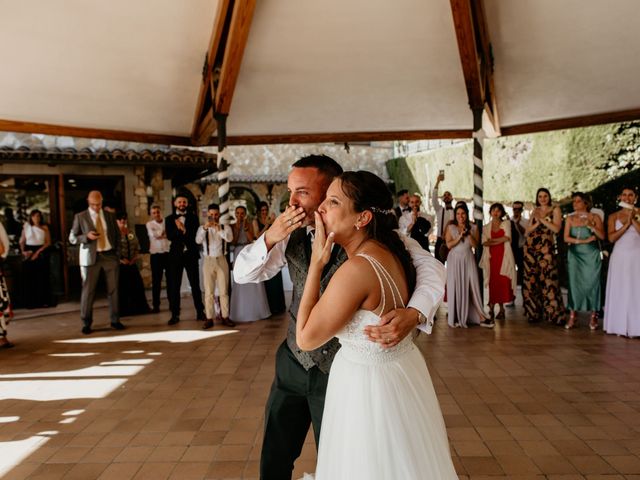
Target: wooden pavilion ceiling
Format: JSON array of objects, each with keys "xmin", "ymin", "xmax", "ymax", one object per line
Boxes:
[{"xmin": 1, "ymin": 0, "xmax": 639, "ymax": 147}]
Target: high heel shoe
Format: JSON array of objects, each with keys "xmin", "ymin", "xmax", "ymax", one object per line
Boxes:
[
  {"xmin": 589, "ymin": 312, "xmax": 599, "ymax": 331},
  {"xmin": 565, "ymin": 312, "xmax": 577, "ymax": 330}
]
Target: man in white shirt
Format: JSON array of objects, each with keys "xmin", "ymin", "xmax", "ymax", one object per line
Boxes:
[
  {"xmin": 431, "ymin": 173, "xmax": 454, "ymax": 263},
  {"xmin": 146, "ymin": 204, "xmax": 170, "ymax": 313},
  {"xmin": 399, "ymin": 194, "xmax": 433, "ymax": 249},
  {"xmin": 196, "ymin": 203, "xmax": 234, "ymax": 329},
  {"xmin": 233, "ymin": 154, "xmax": 445, "ymax": 479}
]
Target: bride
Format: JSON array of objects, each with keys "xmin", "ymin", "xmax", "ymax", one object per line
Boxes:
[{"xmin": 296, "ymin": 171, "xmax": 458, "ymax": 479}]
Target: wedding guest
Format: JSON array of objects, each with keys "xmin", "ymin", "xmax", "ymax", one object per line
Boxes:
[
  {"xmin": 480, "ymin": 203, "xmax": 516, "ymax": 321},
  {"xmin": 165, "ymin": 193, "xmax": 206, "ymax": 325},
  {"xmin": 603, "ymin": 186, "xmax": 640, "ymax": 337},
  {"xmin": 230, "ymin": 206, "xmax": 271, "ymax": 323},
  {"xmin": 393, "ymin": 189, "xmax": 410, "ymax": 218},
  {"xmin": 431, "ymin": 172, "xmax": 454, "ymax": 263},
  {"xmin": 295, "ymin": 171, "xmax": 457, "ymax": 479},
  {"xmin": 399, "ymin": 194, "xmax": 433, "ymax": 251},
  {"xmin": 196, "ymin": 203, "xmax": 235, "ymax": 328},
  {"xmin": 146, "ymin": 204, "xmax": 170, "ymax": 313},
  {"xmin": 3, "ymin": 207, "xmax": 22, "ymax": 240},
  {"xmin": 116, "ymin": 212, "xmax": 150, "ymax": 316},
  {"xmin": 445, "ymin": 203, "xmax": 490, "ymax": 327},
  {"xmin": 564, "ymin": 192, "xmax": 605, "ymax": 330},
  {"xmin": 523, "ymin": 188, "xmax": 565, "ymax": 324},
  {"xmin": 0, "ymin": 222, "xmax": 13, "ymax": 348},
  {"xmin": 253, "ymin": 201, "xmax": 286, "ymax": 314},
  {"xmin": 510, "ymin": 201, "xmax": 526, "ymax": 287},
  {"xmin": 19, "ymin": 209, "xmax": 53, "ymax": 308},
  {"xmin": 69, "ymin": 191, "xmax": 124, "ymax": 334}
]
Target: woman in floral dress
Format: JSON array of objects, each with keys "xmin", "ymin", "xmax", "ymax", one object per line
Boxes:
[{"xmin": 523, "ymin": 188, "xmax": 565, "ymax": 324}]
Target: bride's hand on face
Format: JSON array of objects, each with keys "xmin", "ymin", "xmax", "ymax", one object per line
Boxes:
[{"xmin": 311, "ymin": 212, "xmax": 334, "ymax": 268}]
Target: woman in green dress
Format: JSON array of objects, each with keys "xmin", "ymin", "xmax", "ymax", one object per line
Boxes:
[{"xmin": 563, "ymin": 192, "xmax": 605, "ymax": 330}]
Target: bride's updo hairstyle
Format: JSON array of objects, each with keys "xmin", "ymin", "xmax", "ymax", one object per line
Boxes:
[{"xmin": 338, "ymin": 171, "xmax": 416, "ymax": 292}]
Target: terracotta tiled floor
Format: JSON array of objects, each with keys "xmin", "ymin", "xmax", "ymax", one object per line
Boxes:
[{"xmin": 1, "ymin": 300, "xmax": 640, "ymax": 479}]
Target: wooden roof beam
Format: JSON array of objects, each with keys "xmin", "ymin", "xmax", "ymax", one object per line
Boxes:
[
  {"xmin": 450, "ymin": 0, "xmax": 500, "ymax": 136},
  {"xmin": 191, "ymin": 0, "xmax": 256, "ymax": 146},
  {"xmin": 0, "ymin": 118, "xmax": 189, "ymax": 146},
  {"xmin": 209, "ymin": 129, "xmax": 472, "ymax": 146}
]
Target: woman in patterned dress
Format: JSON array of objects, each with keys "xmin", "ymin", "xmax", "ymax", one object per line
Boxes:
[{"xmin": 523, "ymin": 188, "xmax": 566, "ymax": 324}]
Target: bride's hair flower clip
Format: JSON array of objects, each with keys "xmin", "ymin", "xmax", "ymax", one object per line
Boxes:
[{"xmin": 369, "ymin": 206, "xmax": 394, "ymax": 215}]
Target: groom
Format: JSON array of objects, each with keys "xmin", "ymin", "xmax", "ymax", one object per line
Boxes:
[{"xmin": 234, "ymin": 155, "xmax": 445, "ymax": 479}]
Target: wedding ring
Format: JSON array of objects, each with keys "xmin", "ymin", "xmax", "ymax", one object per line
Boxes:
[
  {"xmin": 288, "ymin": 219, "xmax": 293, "ymax": 226},
  {"xmin": 385, "ymin": 337, "xmax": 391, "ymax": 344}
]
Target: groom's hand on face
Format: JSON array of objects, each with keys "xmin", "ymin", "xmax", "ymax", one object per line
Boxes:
[
  {"xmin": 364, "ymin": 308, "xmax": 418, "ymax": 349},
  {"xmin": 265, "ymin": 206, "xmax": 306, "ymax": 251}
]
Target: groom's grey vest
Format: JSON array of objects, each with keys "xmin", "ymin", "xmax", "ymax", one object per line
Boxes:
[{"xmin": 285, "ymin": 228, "xmax": 347, "ymax": 374}]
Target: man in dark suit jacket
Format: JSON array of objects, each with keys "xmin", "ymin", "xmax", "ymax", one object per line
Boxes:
[
  {"xmin": 165, "ymin": 193, "xmax": 205, "ymax": 325},
  {"xmin": 69, "ymin": 190, "xmax": 124, "ymax": 334}
]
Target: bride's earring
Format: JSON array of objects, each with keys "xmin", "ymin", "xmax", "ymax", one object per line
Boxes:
[{"xmin": 354, "ymin": 224, "xmax": 360, "ymax": 230}]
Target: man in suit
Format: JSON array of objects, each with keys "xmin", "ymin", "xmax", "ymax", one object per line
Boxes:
[
  {"xmin": 69, "ymin": 190, "xmax": 124, "ymax": 334},
  {"xmin": 233, "ymin": 155, "xmax": 445, "ymax": 479},
  {"xmin": 510, "ymin": 201, "xmax": 526, "ymax": 288},
  {"xmin": 393, "ymin": 189, "xmax": 410, "ymax": 218},
  {"xmin": 399, "ymin": 194, "xmax": 433, "ymax": 251},
  {"xmin": 165, "ymin": 193, "xmax": 205, "ymax": 325}
]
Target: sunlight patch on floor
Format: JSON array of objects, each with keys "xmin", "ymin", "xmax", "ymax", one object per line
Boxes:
[
  {"xmin": 0, "ymin": 434, "xmax": 50, "ymax": 477},
  {"xmin": 0, "ymin": 378, "xmax": 129, "ymax": 401},
  {"xmin": 49, "ymin": 352, "xmax": 99, "ymax": 357},
  {"xmin": 0, "ymin": 416, "xmax": 20, "ymax": 423},
  {"xmin": 0, "ymin": 364, "xmax": 147, "ymax": 379},
  {"xmin": 55, "ymin": 329, "xmax": 238, "ymax": 344}
]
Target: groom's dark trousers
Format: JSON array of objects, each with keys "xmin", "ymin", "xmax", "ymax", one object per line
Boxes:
[
  {"xmin": 261, "ymin": 341, "xmax": 329, "ymax": 479},
  {"xmin": 260, "ymin": 229, "xmax": 345, "ymax": 480}
]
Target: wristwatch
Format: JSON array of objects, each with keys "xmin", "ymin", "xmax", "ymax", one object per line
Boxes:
[{"xmin": 416, "ymin": 310, "xmax": 427, "ymax": 325}]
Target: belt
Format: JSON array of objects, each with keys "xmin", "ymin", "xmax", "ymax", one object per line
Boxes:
[{"xmin": 97, "ymin": 249, "xmax": 114, "ymax": 255}]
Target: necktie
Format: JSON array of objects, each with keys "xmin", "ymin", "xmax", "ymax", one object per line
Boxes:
[
  {"xmin": 304, "ymin": 230, "xmax": 313, "ymax": 259},
  {"xmin": 95, "ymin": 214, "xmax": 107, "ymax": 250}
]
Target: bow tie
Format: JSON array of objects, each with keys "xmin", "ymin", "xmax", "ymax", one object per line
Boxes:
[
  {"xmin": 445, "ymin": 206, "xmax": 453, "ymax": 210},
  {"xmin": 402, "ymin": 207, "xmax": 411, "ymax": 212},
  {"xmin": 176, "ymin": 212, "xmax": 186, "ymax": 217}
]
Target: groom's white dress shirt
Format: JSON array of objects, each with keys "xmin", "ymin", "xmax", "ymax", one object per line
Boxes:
[{"xmin": 233, "ymin": 230, "xmax": 446, "ymax": 334}]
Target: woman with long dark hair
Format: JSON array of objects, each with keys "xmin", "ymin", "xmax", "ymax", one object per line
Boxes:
[
  {"xmin": 444, "ymin": 203, "xmax": 489, "ymax": 327},
  {"xmin": 603, "ymin": 186, "xmax": 640, "ymax": 337},
  {"xmin": 19, "ymin": 209, "xmax": 53, "ymax": 308},
  {"xmin": 296, "ymin": 171, "xmax": 456, "ymax": 479},
  {"xmin": 523, "ymin": 187, "xmax": 565, "ymax": 324},
  {"xmin": 564, "ymin": 192, "xmax": 605, "ymax": 330}
]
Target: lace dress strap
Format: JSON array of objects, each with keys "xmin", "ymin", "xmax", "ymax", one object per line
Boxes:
[{"xmin": 356, "ymin": 253, "xmax": 406, "ymax": 315}]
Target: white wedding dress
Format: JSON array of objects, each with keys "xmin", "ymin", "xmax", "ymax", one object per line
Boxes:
[{"xmin": 305, "ymin": 254, "xmax": 458, "ymax": 480}]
